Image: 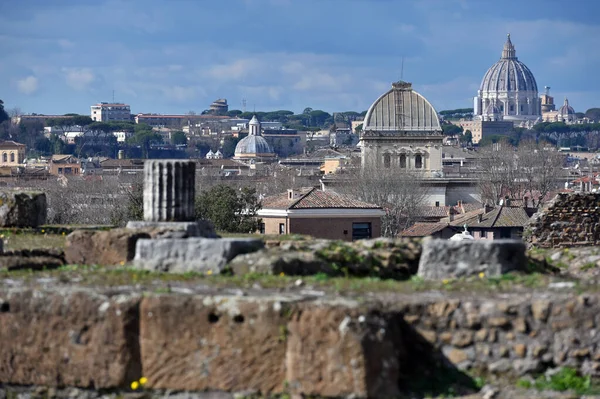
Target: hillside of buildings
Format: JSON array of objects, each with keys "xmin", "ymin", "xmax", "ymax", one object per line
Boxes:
[{"xmin": 3, "ymin": 32, "xmax": 600, "ymax": 398}]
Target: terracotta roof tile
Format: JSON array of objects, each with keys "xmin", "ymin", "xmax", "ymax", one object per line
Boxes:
[
  {"xmin": 401, "ymin": 222, "xmax": 448, "ymax": 237},
  {"xmin": 261, "ymin": 188, "xmax": 381, "ymax": 210}
]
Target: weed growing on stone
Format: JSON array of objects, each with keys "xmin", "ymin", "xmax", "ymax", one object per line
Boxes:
[{"xmin": 517, "ymin": 367, "xmax": 599, "ymax": 395}]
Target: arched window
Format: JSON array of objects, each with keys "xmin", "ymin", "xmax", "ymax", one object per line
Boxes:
[
  {"xmin": 399, "ymin": 154, "xmax": 406, "ymax": 168},
  {"xmin": 383, "ymin": 153, "xmax": 391, "ymax": 168},
  {"xmin": 2, "ymin": 153, "xmax": 6, "ymax": 163},
  {"xmin": 415, "ymin": 154, "xmax": 423, "ymax": 169},
  {"xmin": 10, "ymin": 153, "xmax": 14, "ymax": 163}
]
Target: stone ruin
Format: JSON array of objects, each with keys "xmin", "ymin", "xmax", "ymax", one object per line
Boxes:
[{"xmin": 526, "ymin": 192, "xmax": 600, "ymax": 248}]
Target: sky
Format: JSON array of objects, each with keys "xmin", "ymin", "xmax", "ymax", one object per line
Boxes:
[{"xmin": 1, "ymin": 0, "xmax": 599, "ymax": 116}]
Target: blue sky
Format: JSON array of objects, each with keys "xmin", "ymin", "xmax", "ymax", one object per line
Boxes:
[{"xmin": 1, "ymin": 0, "xmax": 599, "ymax": 116}]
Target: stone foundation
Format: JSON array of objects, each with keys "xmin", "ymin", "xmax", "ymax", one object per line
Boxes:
[{"xmin": 1, "ymin": 286, "xmax": 599, "ymax": 397}]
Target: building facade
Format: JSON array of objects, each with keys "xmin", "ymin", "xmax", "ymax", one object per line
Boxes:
[
  {"xmin": 474, "ymin": 34, "xmax": 541, "ymax": 123},
  {"xmin": 0, "ymin": 141, "xmax": 26, "ymax": 166},
  {"xmin": 360, "ymin": 81, "xmax": 443, "ymax": 176},
  {"xmin": 90, "ymin": 103, "xmax": 131, "ymax": 122},
  {"xmin": 258, "ymin": 188, "xmax": 384, "ymax": 241}
]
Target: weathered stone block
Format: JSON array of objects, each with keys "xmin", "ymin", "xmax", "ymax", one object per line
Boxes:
[
  {"xmin": 417, "ymin": 239, "xmax": 526, "ymax": 280},
  {"xmin": 0, "ymin": 248, "xmax": 65, "ymax": 271},
  {"xmin": 0, "ymin": 191, "xmax": 46, "ymax": 227},
  {"xmin": 0, "ymin": 289, "xmax": 140, "ymax": 388},
  {"xmin": 285, "ymin": 302, "xmax": 405, "ymax": 398},
  {"xmin": 133, "ymin": 238, "xmax": 263, "ymax": 273},
  {"xmin": 125, "ymin": 220, "xmax": 218, "ymax": 238},
  {"xmin": 139, "ymin": 294, "xmax": 289, "ymax": 393},
  {"xmin": 65, "ymin": 229, "xmax": 150, "ymax": 265}
]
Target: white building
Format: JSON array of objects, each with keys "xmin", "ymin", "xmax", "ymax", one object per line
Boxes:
[
  {"xmin": 90, "ymin": 103, "xmax": 131, "ymax": 122},
  {"xmin": 474, "ymin": 34, "xmax": 541, "ymax": 123}
]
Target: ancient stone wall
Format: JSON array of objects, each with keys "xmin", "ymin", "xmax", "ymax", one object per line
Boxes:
[
  {"xmin": 1, "ymin": 287, "xmax": 600, "ymax": 397},
  {"xmin": 526, "ymin": 192, "xmax": 600, "ymax": 248}
]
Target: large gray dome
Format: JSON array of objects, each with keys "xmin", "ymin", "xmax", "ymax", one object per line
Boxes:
[
  {"xmin": 479, "ymin": 34, "xmax": 538, "ymax": 93},
  {"xmin": 474, "ymin": 34, "xmax": 541, "ymax": 123},
  {"xmin": 234, "ymin": 134, "xmax": 274, "ymax": 156}
]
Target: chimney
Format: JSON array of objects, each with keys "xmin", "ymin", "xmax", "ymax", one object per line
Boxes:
[
  {"xmin": 484, "ymin": 203, "xmax": 493, "ymax": 213},
  {"xmin": 477, "ymin": 214, "xmax": 483, "ymax": 223},
  {"xmin": 448, "ymin": 208, "xmax": 454, "ymax": 222},
  {"xmin": 504, "ymin": 196, "xmax": 511, "ymax": 207},
  {"xmin": 457, "ymin": 200, "xmax": 464, "ymax": 213},
  {"xmin": 523, "ymin": 196, "xmax": 529, "ymax": 208}
]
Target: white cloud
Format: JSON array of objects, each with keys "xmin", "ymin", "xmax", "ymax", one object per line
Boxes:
[
  {"xmin": 162, "ymin": 86, "xmax": 198, "ymax": 102},
  {"xmin": 62, "ymin": 67, "xmax": 95, "ymax": 90},
  {"xmin": 205, "ymin": 59, "xmax": 259, "ymax": 81},
  {"xmin": 16, "ymin": 75, "xmax": 38, "ymax": 94}
]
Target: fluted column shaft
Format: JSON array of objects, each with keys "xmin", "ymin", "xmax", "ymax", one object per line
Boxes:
[{"xmin": 143, "ymin": 160, "xmax": 195, "ymax": 222}]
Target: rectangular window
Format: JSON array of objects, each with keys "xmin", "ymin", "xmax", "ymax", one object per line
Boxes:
[
  {"xmin": 260, "ymin": 223, "xmax": 265, "ymax": 234},
  {"xmin": 279, "ymin": 223, "xmax": 285, "ymax": 235},
  {"xmin": 58, "ymin": 167, "xmax": 63, "ymax": 174},
  {"xmin": 510, "ymin": 105, "xmax": 514, "ymax": 112},
  {"xmin": 352, "ymin": 222, "xmax": 372, "ymax": 240}
]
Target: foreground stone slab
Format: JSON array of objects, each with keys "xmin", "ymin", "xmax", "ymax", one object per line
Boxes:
[
  {"xmin": 0, "ymin": 191, "xmax": 46, "ymax": 227},
  {"xmin": 125, "ymin": 220, "xmax": 218, "ymax": 238},
  {"xmin": 286, "ymin": 301, "xmax": 405, "ymax": 398},
  {"xmin": 65, "ymin": 229, "xmax": 150, "ymax": 265},
  {"xmin": 0, "ymin": 289, "xmax": 140, "ymax": 388},
  {"xmin": 418, "ymin": 238, "xmax": 527, "ymax": 280},
  {"xmin": 140, "ymin": 294, "xmax": 289, "ymax": 393},
  {"xmin": 134, "ymin": 238, "xmax": 264, "ymax": 273}
]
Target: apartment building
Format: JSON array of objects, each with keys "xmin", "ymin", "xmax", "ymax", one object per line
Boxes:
[{"xmin": 90, "ymin": 103, "xmax": 131, "ymax": 122}]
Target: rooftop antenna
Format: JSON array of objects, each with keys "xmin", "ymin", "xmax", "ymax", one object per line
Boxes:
[
  {"xmin": 400, "ymin": 56, "xmax": 404, "ymax": 81},
  {"xmin": 112, "ymin": 89, "xmax": 115, "ymax": 103},
  {"xmin": 242, "ymin": 98, "xmax": 247, "ymax": 113}
]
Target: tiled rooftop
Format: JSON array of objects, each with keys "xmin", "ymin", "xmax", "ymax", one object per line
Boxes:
[
  {"xmin": 401, "ymin": 222, "xmax": 448, "ymax": 237},
  {"xmin": 262, "ymin": 188, "xmax": 382, "ymax": 210}
]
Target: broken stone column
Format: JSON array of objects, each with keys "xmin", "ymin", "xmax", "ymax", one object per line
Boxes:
[
  {"xmin": 143, "ymin": 160, "xmax": 195, "ymax": 222},
  {"xmin": 127, "ymin": 160, "xmax": 217, "ymax": 238}
]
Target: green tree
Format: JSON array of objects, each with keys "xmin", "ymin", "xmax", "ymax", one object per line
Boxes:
[
  {"xmin": 171, "ymin": 131, "xmax": 187, "ymax": 145},
  {"xmin": 221, "ymin": 135, "xmax": 241, "ymax": 158},
  {"xmin": 195, "ymin": 184, "xmax": 262, "ymax": 233},
  {"xmin": 0, "ymin": 100, "xmax": 9, "ymax": 124},
  {"xmin": 442, "ymin": 123, "xmax": 463, "ymax": 136},
  {"xmin": 460, "ymin": 130, "xmax": 473, "ymax": 144},
  {"xmin": 127, "ymin": 123, "xmax": 163, "ymax": 158},
  {"xmin": 585, "ymin": 108, "xmax": 600, "ymax": 121},
  {"xmin": 227, "ymin": 109, "xmax": 243, "ymax": 117}
]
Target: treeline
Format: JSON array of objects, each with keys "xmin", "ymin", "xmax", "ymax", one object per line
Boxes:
[
  {"xmin": 439, "ymin": 108, "xmax": 474, "ymax": 118},
  {"xmin": 219, "ymin": 108, "xmax": 366, "ymax": 130},
  {"xmin": 532, "ymin": 121, "xmax": 600, "ymax": 134}
]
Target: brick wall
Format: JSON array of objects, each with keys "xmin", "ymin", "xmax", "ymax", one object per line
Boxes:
[{"xmin": 526, "ymin": 193, "xmax": 600, "ymax": 247}]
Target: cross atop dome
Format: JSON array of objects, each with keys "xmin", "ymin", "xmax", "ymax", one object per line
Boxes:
[{"xmin": 502, "ymin": 33, "xmax": 516, "ymax": 60}]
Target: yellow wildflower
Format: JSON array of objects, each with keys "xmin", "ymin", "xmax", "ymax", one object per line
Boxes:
[
  {"xmin": 120, "ymin": 261, "xmax": 125, "ymax": 266},
  {"xmin": 479, "ymin": 272, "xmax": 485, "ymax": 279},
  {"xmin": 139, "ymin": 377, "xmax": 148, "ymax": 386},
  {"xmin": 442, "ymin": 279, "xmax": 449, "ymax": 285},
  {"xmin": 279, "ymin": 272, "xmax": 285, "ymax": 277},
  {"xmin": 207, "ymin": 270, "xmax": 213, "ymax": 275},
  {"xmin": 41, "ymin": 229, "xmax": 45, "ymax": 233},
  {"xmin": 131, "ymin": 381, "xmax": 139, "ymax": 390},
  {"xmin": 62, "ymin": 232, "xmax": 66, "ymax": 236}
]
